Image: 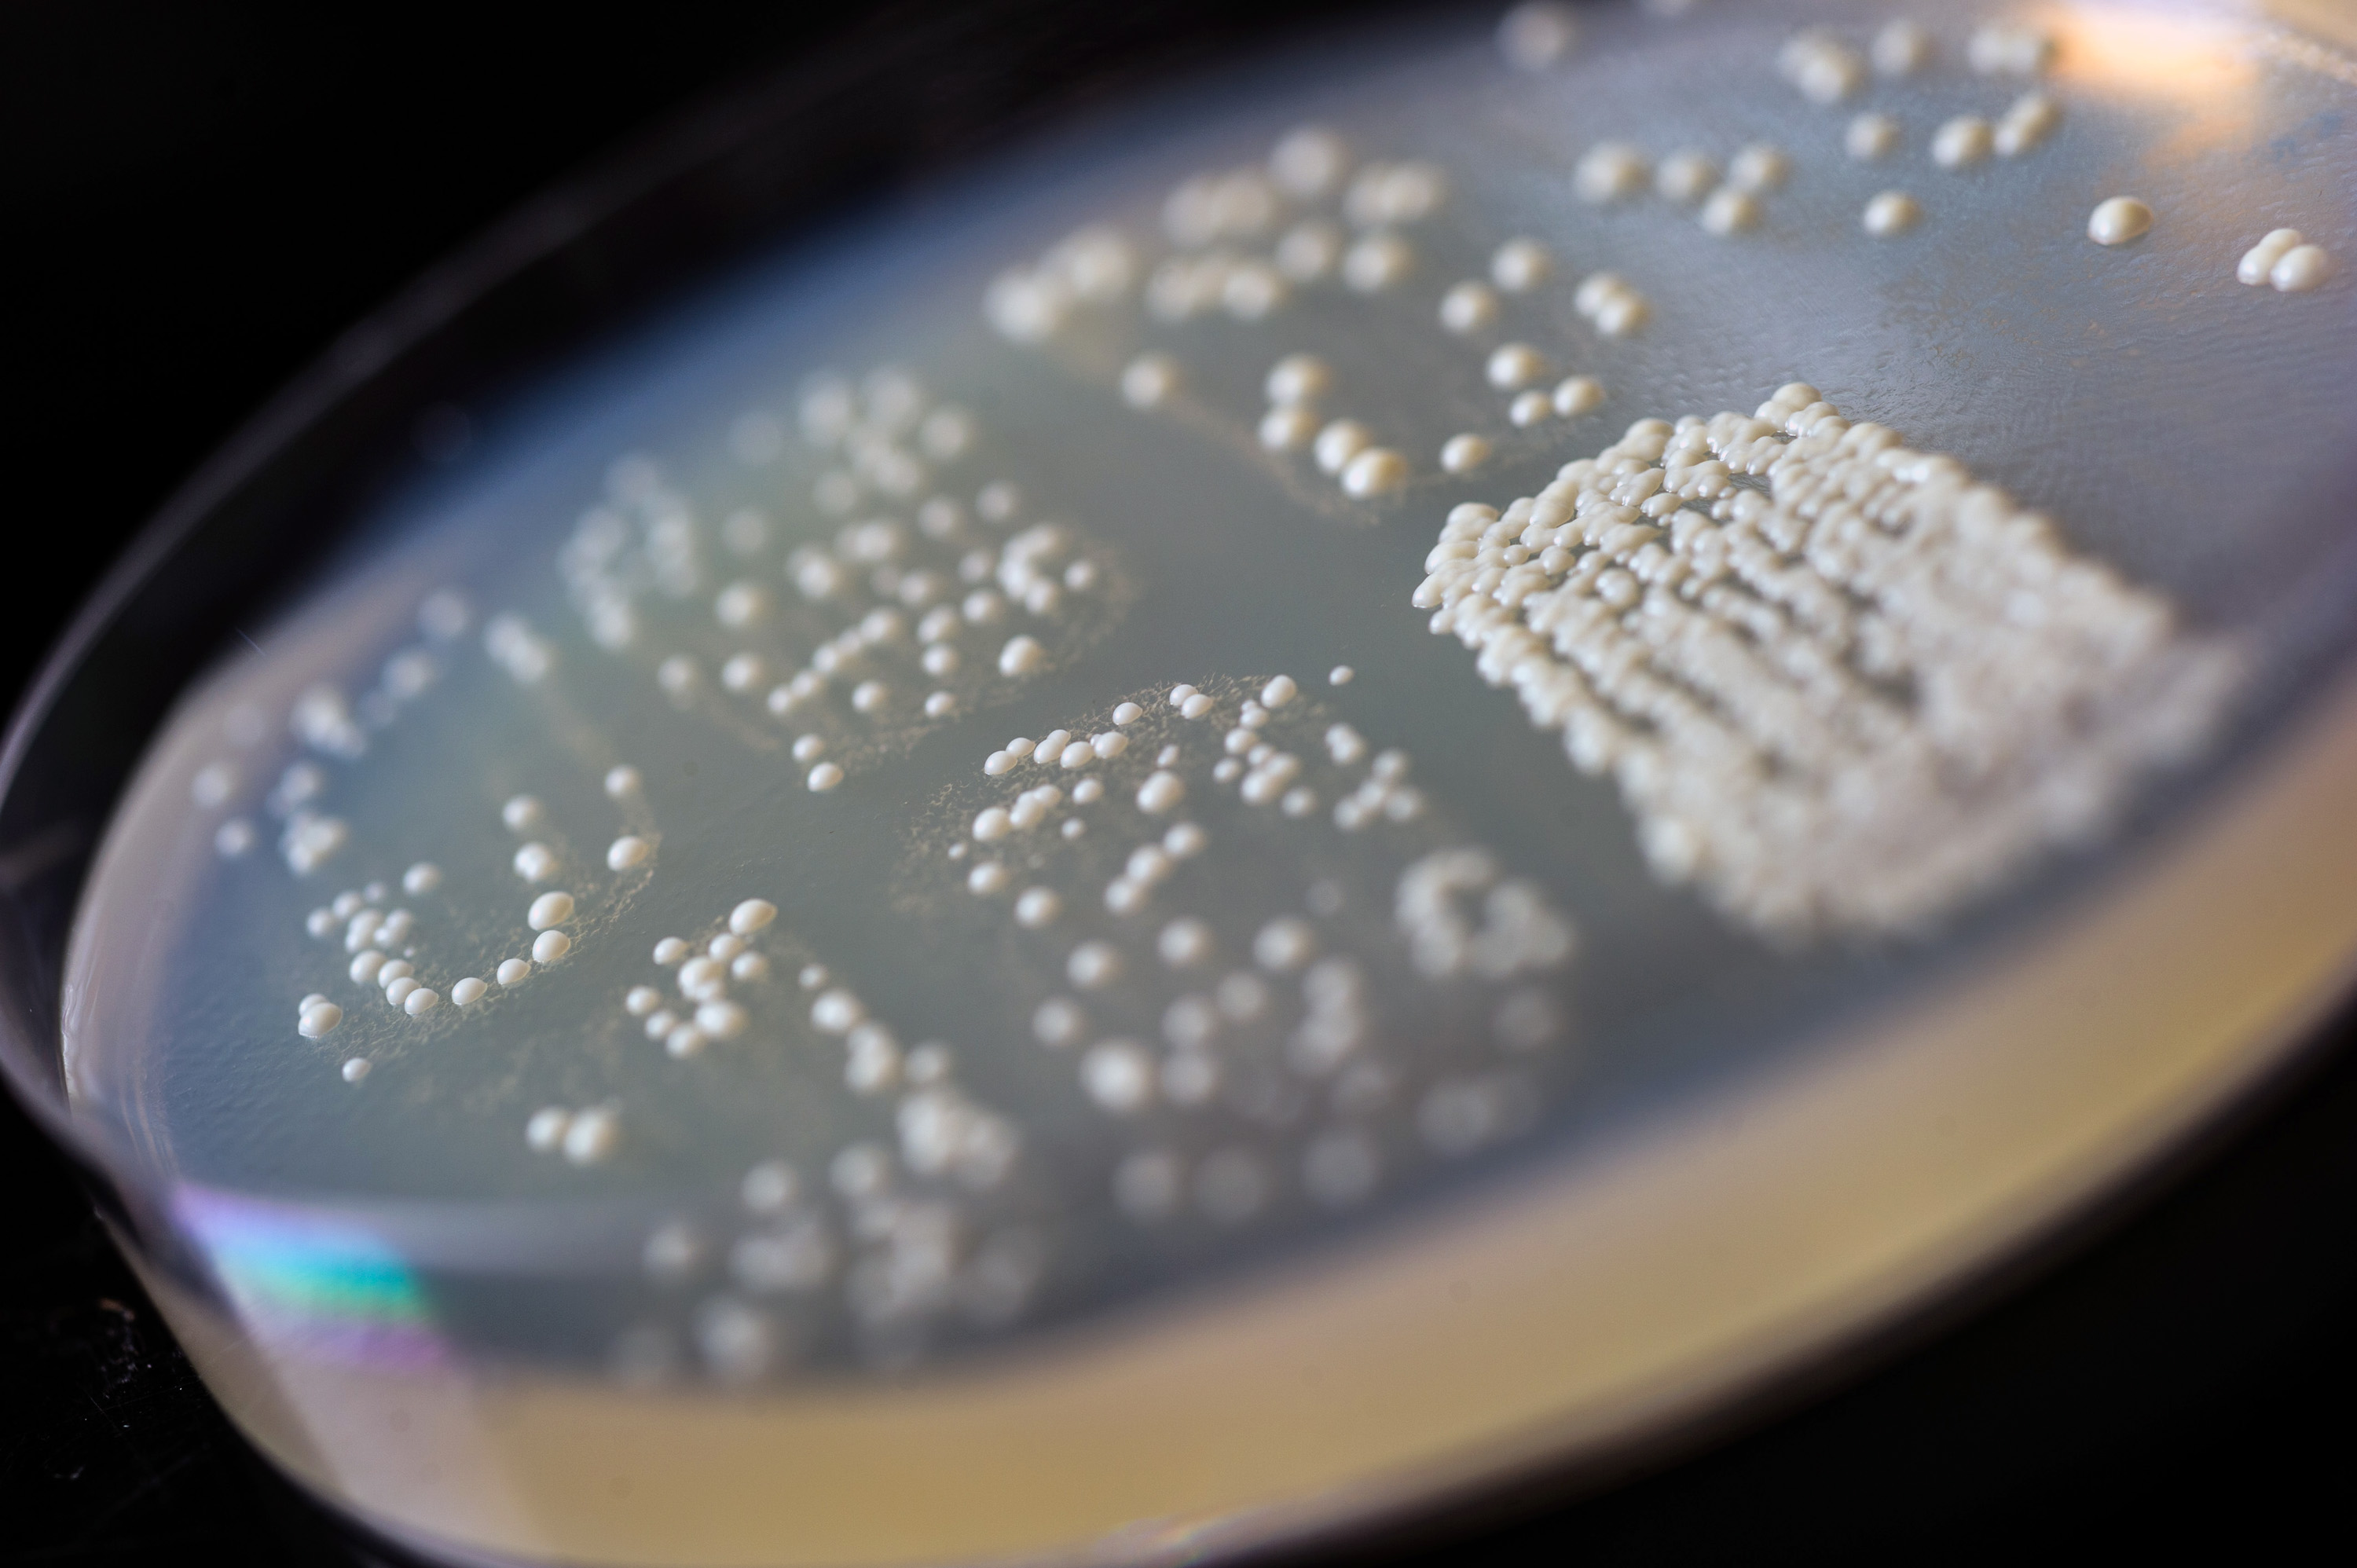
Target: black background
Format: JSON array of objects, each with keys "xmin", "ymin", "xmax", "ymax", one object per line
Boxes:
[{"xmin": 3, "ymin": 2, "xmax": 2355, "ymax": 1563}]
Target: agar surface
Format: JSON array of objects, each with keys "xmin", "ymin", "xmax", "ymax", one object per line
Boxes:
[{"xmin": 80, "ymin": 0, "xmax": 2351, "ymax": 1387}]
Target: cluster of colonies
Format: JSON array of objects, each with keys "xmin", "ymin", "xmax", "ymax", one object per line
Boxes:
[
  {"xmin": 2237, "ymin": 227, "xmax": 2333, "ymax": 293},
  {"xmin": 612, "ymin": 907, "xmax": 1052, "ymax": 1375},
  {"xmin": 1509, "ymin": 9, "xmax": 2078, "ymax": 248},
  {"xmin": 198, "ymin": 589, "xmax": 477, "ymax": 872},
  {"xmin": 224, "ymin": 545, "xmax": 1056, "ymax": 1371},
  {"xmin": 984, "ymin": 4, "xmax": 2323, "ymax": 934},
  {"xmin": 558, "ymin": 367, "xmax": 1122, "ymax": 791},
  {"xmin": 619, "ymin": 896, "xmax": 784, "ymax": 1063},
  {"xmin": 1568, "ymin": 136, "xmax": 1791, "ymax": 243},
  {"xmin": 628, "ymin": 1116, "xmax": 1050, "ymax": 1381},
  {"xmin": 988, "ymin": 125, "xmax": 1446, "ymax": 345},
  {"xmin": 1493, "ymin": 9, "xmax": 1809, "ymax": 241},
  {"xmin": 288, "ymin": 737, "xmax": 661, "ymax": 1090},
  {"xmin": 1412, "ymin": 383, "xmax": 2240, "ymax": 939},
  {"xmin": 1777, "ymin": 11, "xmax": 2331, "ymax": 271},
  {"xmin": 1777, "ymin": 18, "xmax": 2071, "ymax": 240},
  {"xmin": 1010, "ymin": 120, "xmax": 1677, "ymax": 500},
  {"xmin": 999, "ymin": 124, "xmax": 1454, "ymax": 501},
  {"xmin": 1430, "ymin": 240, "xmax": 1621, "ymax": 474},
  {"xmin": 926, "ymin": 672, "xmax": 1576, "ymax": 1225},
  {"xmin": 1007, "ymin": 5, "xmax": 2336, "ymax": 536},
  {"xmin": 209, "ymin": 328, "xmax": 1575, "ymax": 1375}
]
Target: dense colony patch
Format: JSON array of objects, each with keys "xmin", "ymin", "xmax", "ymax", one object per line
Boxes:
[{"xmin": 1410, "ymin": 383, "xmax": 2239, "ymax": 940}]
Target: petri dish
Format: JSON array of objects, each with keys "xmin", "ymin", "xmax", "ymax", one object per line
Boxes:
[{"xmin": 3, "ymin": 1, "xmax": 2356, "ymax": 1563}]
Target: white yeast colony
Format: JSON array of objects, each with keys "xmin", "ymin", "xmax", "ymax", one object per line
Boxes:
[
  {"xmin": 919, "ymin": 676, "xmax": 1576, "ymax": 1222},
  {"xmin": 1413, "ymin": 385, "xmax": 2240, "ymax": 940},
  {"xmin": 2088, "ymin": 196, "xmax": 2154, "ymax": 247},
  {"xmin": 558, "ymin": 367, "xmax": 1124, "ymax": 784},
  {"xmin": 1862, "ymin": 191, "xmax": 1921, "ymax": 238},
  {"xmin": 2236, "ymin": 229, "xmax": 2332, "ymax": 291}
]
